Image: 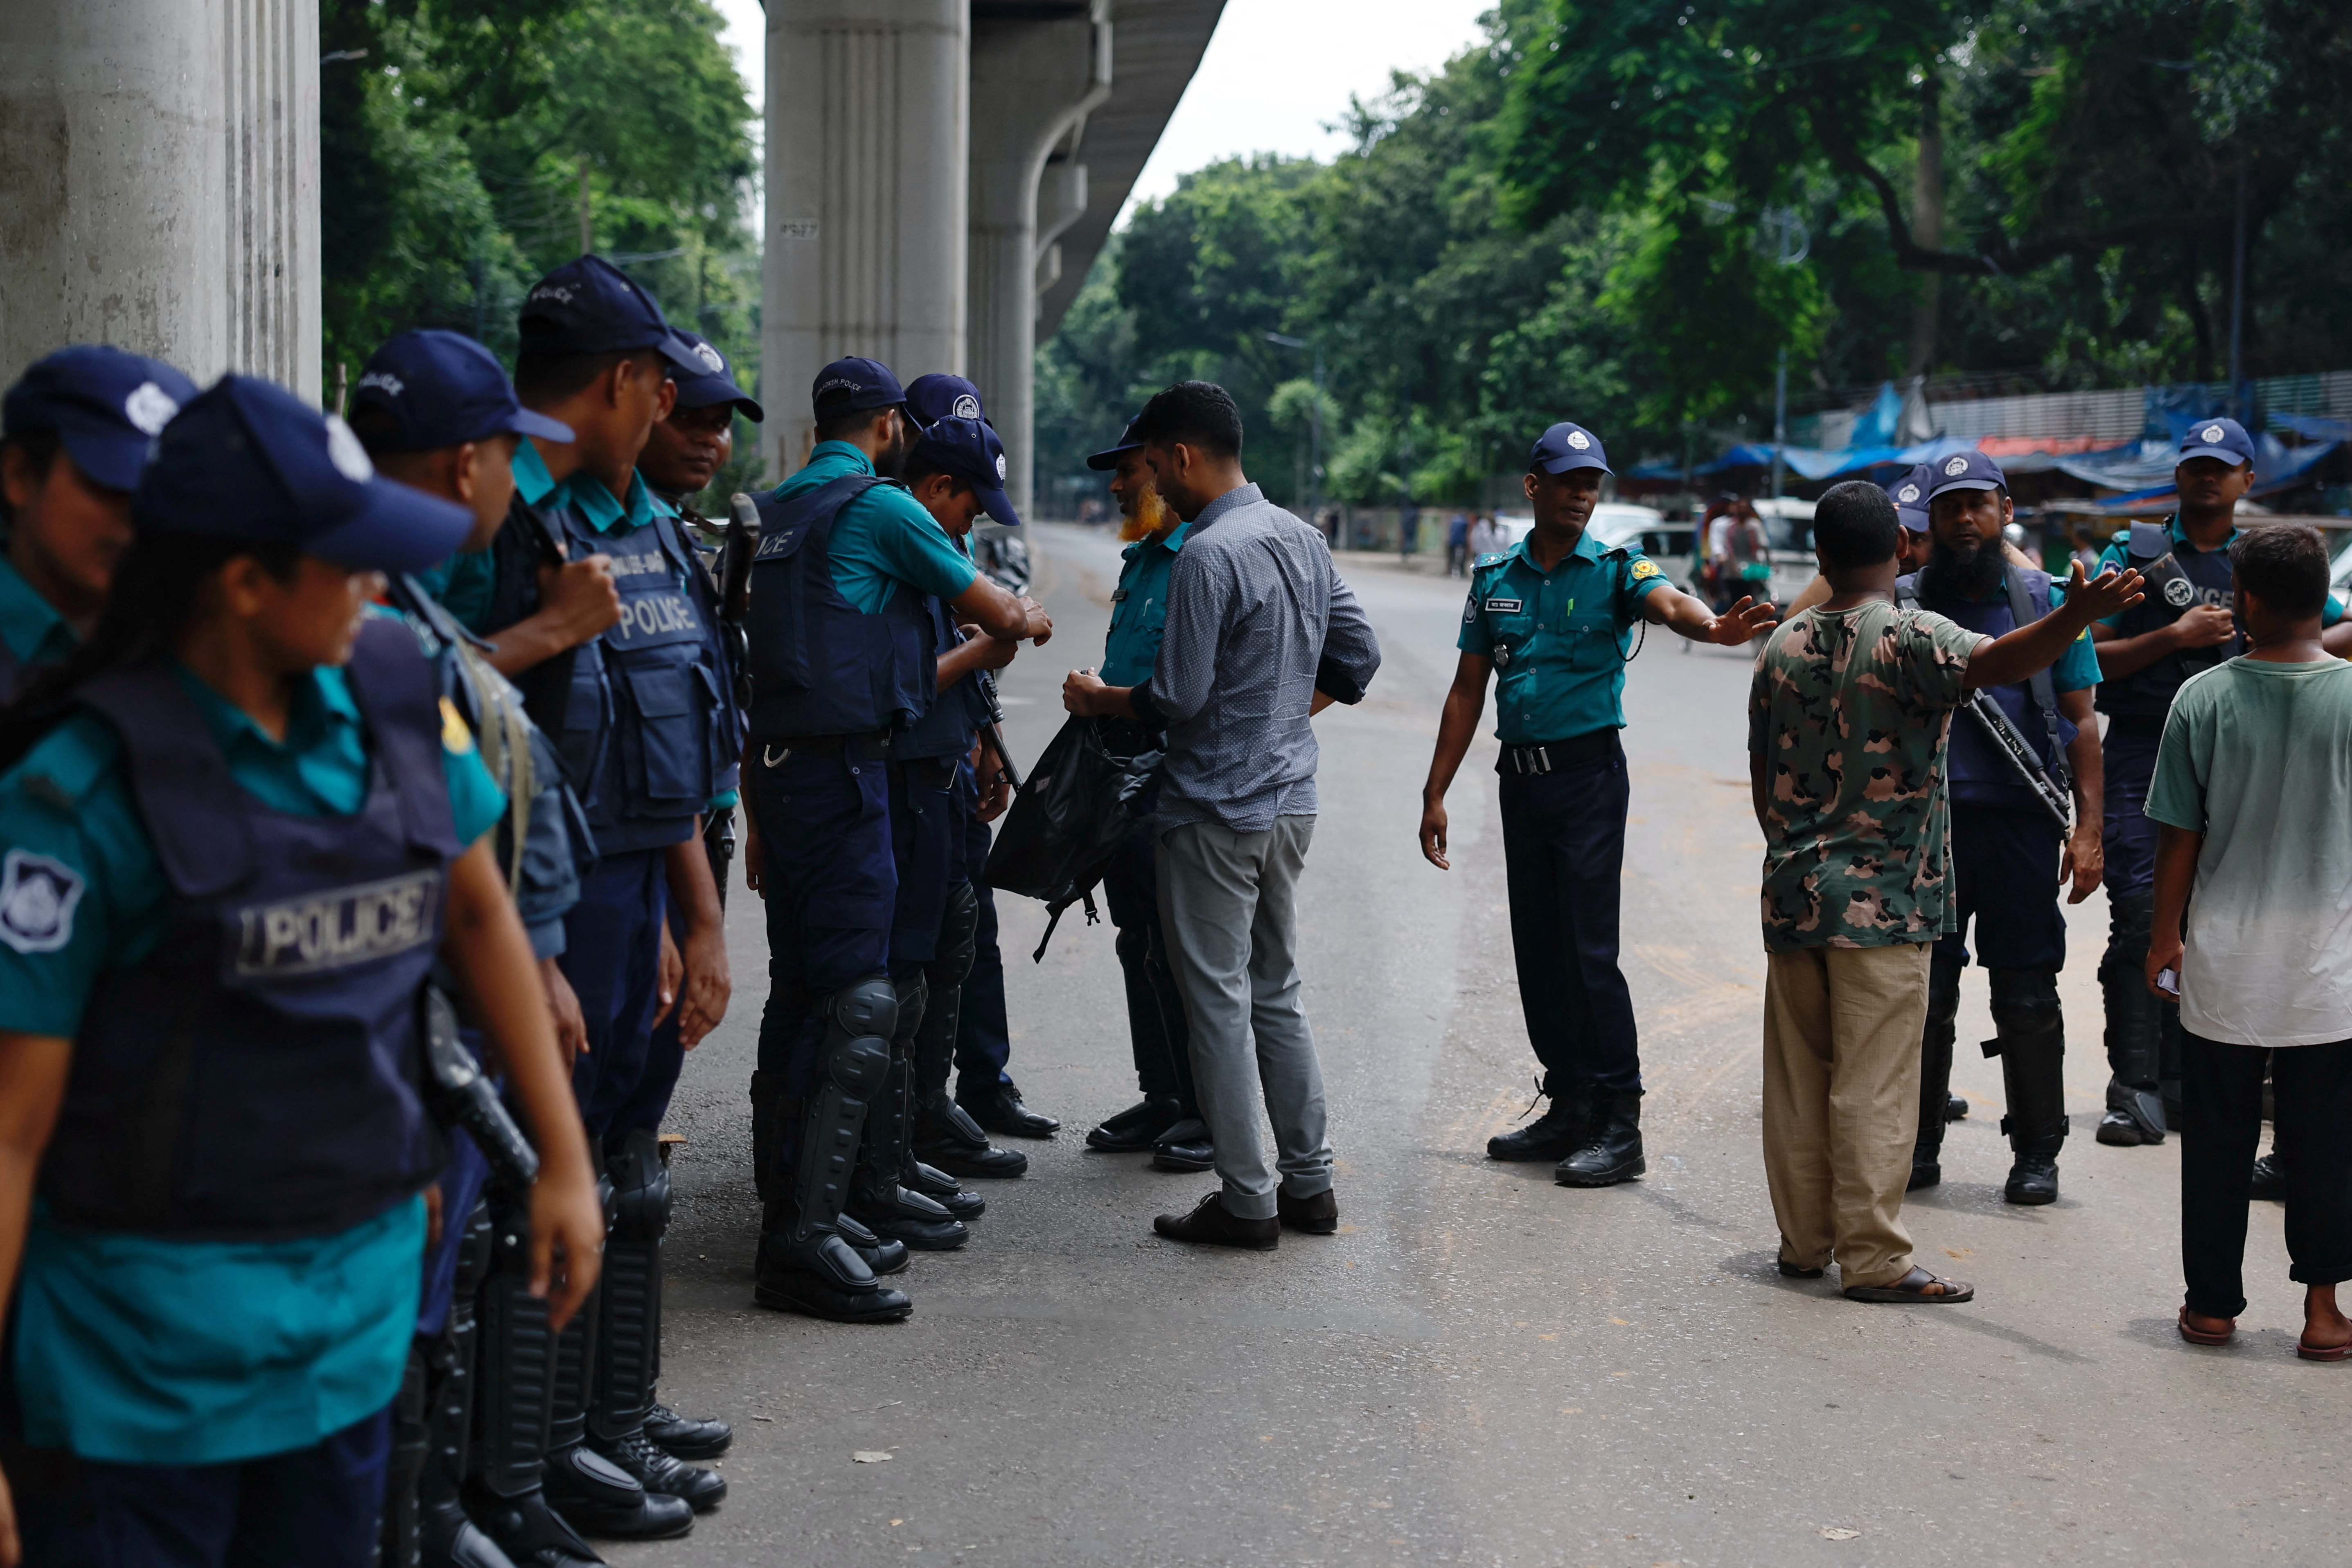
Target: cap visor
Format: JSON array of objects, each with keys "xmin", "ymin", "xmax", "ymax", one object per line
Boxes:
[
  {"xmin": 1899, "ymin": 510, "xmax": 1930, "ymax": 533},
  {"xmin": 653, "ymin": 332, "xmax": 708, "ymax": 374},
  {"xmin": 672, "ymin": 378, "xmax": 764, "ymax": 423},
  {"xmin": 1086, "ymin": 441, "xmax": 1141, "ymax": 472},
  {"xmin": 507, "ymin": 407, "xmax": 576, "ymax": 443},
  {"xmin": 309, "ymin": 479, "xmax": 476, "ymax": 573},
  {"xmin": 976, "ymin": 481, "xmax": 1023, "ymax": 529},
  {"xmin": 56, "ymin": 422, "xmax": 151, "ymax": 493},
  {"xmin": 1536, "ymin": 453, "xmax": 1611, "ymax": 476},
  {"xmin": 2178, "ymin": 447, "xmax": 2249, "ymax": 467},
  {"xmin": 1929, "ymin": 478, "xmax": 2000, "ymax": 496}
]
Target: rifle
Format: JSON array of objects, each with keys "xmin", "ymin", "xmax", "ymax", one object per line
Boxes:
[
  {"xmin": 974, "ymin": 667, "xmax": 1023, "ymax": 793},
  {"xmin": 1960, "ymin": 691, "xmax": 2072, "ymax": 831},
  {"xmin": 419, "ymin": 986, "xmax": 541, "ymax": 1193},
  {"xmin": 718, "ymin": 493, "xmax": 760, "ymax": 705}
]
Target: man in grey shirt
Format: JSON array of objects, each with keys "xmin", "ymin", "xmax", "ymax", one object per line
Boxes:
[{"xmin": 1065, "ymin": 380, "xmax": 1381, "ymax": 1248}]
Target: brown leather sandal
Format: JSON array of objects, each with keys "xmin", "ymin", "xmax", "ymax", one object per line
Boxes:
[
  {"xmin": 2178, "ymin": 1305, "xmax": 2235, "ymax": 1346},
  {"xmin": 1842, "ymin": 1266, "xmax": 1973, "ymax": 1303}
]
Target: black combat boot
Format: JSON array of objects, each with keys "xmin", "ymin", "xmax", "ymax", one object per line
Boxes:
[
  {"xmin": 914, "ymin": 887, "xmax": 1031, "ymax": 1178},
  {"xmin": 1487, "ymin": 1082, "xmax": 1591, "ymax": 1162},
  {"xmin": 1991, "ymin": 969, "xmax": 2068, "ymax": 1205},
  {"xmin": 749, "ymin": 1032, "xmax": 914, "ymax": 1323},
  {"xmin": 835, "ymin": 1211, "xmax": 911, "ymax": 1276},
  {"xmin": 382, "ymin": 1346, "xmax": 429, "ymax": 1568},
  {"xmin": 849, "ymin": 989, "xmax": 970, "ymax": 1251},
  {"xmin": 419, "ymin": 1201, "xmax": 516, "ymax": 1568},
  {"xmin": 901, "ymin": 1157, "xmax": 985, "ymax": 1221},
  {"xmin": 585, "ymin": 1132, "xmax": 725, "ymax": 1514},
  {"xmin": 1088, "ymin": 1094, "xmax": 1186, "ymax": 1153},
  {"xmin": 2097, "ymin": 895, "xmax": 2167, "ymax": 1145},
  {"xmin": 1912, "ymin": 959, "xmax": 1962, "ymax": 1191},
  {"xmin": 1556, "ymin": 1093, "xmax": 1645, "ymax": 1187}
]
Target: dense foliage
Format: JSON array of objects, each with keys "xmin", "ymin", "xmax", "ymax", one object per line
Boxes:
[
  {"xmin": 1038, "ymin": 0, "xmax": 2352, "ymax": 509},
  {"xmin": 319, "ymin": 0, "xmax": 760, "ymax": 483}
]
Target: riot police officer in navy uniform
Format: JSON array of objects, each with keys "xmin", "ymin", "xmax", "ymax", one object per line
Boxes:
[
  {"xmin": 0, "ymin": 347, "xmax": 198, "ymax": 698},
  {"xmin": 1418, "ymin": 422, "xmax": 1775, "ymax": 1186},
  {"xmin": 2088, "ymin": 417, "xmax": 2352, "ymax": 1148},
  {"xmin": 463, "ymin": 256, "xmax": 740, "ymax": 1544},
  {"xmin": 1898, "ymin": 451, "xmax": 2106, "ymax": 1205},
  {"xmin": 742, "ymin": 358, "xmax": 1044, "ymax": 1322}
]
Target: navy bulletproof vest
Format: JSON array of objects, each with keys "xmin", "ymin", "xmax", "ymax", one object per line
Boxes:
[
  {"xmin": 745, "ymin": 476, "xmax": 936, "ymax": 740},
  {"xmin": 42, "ymin": 618, "xmax": 461, "ymax": 1241},
  {"xmin": 1900, "ymin": 566, "xmax": 2075, "ymax": 810},
  {"xmin": 482, "ymin": 491, "xmax": 612, "ymax": 799},
  {"xmin": 2095, "ymin": 520, "xmax": 2240, "ymax": 719},
  {"xmin": 895, "ymin": 591, "xmax": 990, "ymax": 762}
]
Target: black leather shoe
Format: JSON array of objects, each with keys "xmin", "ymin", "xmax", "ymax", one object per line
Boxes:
[
  {"xmin": 1555, "ymin": 1093, "xmax": 1645, "ymax": 1187},
  {"xmin": 1907, "ymin": 1158, "xmax": 1942, "ymax": 1192},
  {"xmin": 1150, "ymin": 1118, "xmax": 1214, "ymax": 1173},
  {"xmin": 644, "ymin": 1402, "xmax": 731, "ymax": 1461},
  {"xmin": 2251, "ymin": 1151, "xmax": 2290, "ymax": 1202},
  {"xmin": 422, "ymin": 1491, "xmax": 533, "ymax": 1568},
  {"xmin": 847, "ymin": 1184, "xmax": 970, "ymax": 1250},
  {"xmin": 2004, "ymin": 1153, "xmax": 2059, "ymax": 1205},
  {"xmin": 1776, "ymin": 1259, "xmax": 1824, "ymax": 1279},
  {"xmin": 1486, "ymin": 1089, "xmax": 1590, "ymax": 1162},
  {"xmin": 904, "ymin": 1159, "xmax": 985, "ymax": 1220},
  {"xmin": 466, "ymin": 1484, "xmax": 606, "ymax": 1568},
  {"xmin": 753, "ymin": 1230, "xmax": 913, "ymax": 1323},
  {"xmin": 2097, "ymin": 1090, "xmax": 2165, "ymax": 1146},
  {"xmin": 541, "ymin": 1442, "xmax": 693, "ymax": 1540},
  {"xmin": 1277, "ymin": 1186, "xmax": 1338, "ymax": 1234},
  {"xmin": 588, "ymin": 1429, "xmax": 727, "ymax": 1513},
  {"xmin": 914, "ymin": 1101, "xmax": 1030, "ymax": 1179},
  {"xmin": 1088, "ymin": 1095, "xmax": 1186, "ymax": 1152},
  {"xmin": 834, "ymin": 1213, "xmax": 910, "ymax": 1276},
  {"xmin": 960, "ymin": 1078, "xmax": 1060, "ymax": 1138},
  {"xmin": 1152, "ymin": 1191, "xmax": 1278, "ymax": 1250},
  {"xmin": 1945, "ymin": 1092, "xmax": 1969, "ymax": 1122}
]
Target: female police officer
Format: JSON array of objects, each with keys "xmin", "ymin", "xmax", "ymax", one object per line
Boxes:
[{"xmin": 0, "ymin": 375, "xmax": 603, "ymax": 1567}]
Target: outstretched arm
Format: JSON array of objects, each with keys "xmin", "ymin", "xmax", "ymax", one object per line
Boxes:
[{"xmin": 1640, "ymin": 581, "xmax": 1778, "ymax": 644}]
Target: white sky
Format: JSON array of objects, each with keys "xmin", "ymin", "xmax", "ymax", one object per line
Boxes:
[{"xmin": 709, "ymin": 0, "xmax": 1497, "ymax": 228}]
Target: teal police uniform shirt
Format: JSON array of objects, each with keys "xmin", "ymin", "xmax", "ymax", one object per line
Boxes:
[
  {"xmin": 775, "ymin": 441, "xmax": 978, "ymax": 613},
  {"xmin": 0, "ymin": 646, "xmax": 505, "ymax": 1466},
  {"xmin": 2093, "ymin": 516, "xmax": 2346, "ymax": 630},
  {"xmin": 1457, "ymin": 532, "xmax": 1671, "ymax": 745},
  {"xmin": 0, "ymin": 556, "xmax": 79, "ymax": 674},
  {"xmin": 1101, "ymin": 521, "xmax": 1193, "ymax": 688}
]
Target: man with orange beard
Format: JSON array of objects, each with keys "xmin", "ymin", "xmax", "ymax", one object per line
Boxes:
[{"xmin": 1078, "ymin": 416, "xmax": 1210, "ymax": 1170}]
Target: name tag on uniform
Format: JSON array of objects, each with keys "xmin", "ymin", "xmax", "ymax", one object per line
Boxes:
[
  {"xmin": 233, "ymin": 870, "xmax": 441, "ymax": 977},
  {"xmin": 1484, "ymin": 597, "xmax": 1523, "ymax": 614}
]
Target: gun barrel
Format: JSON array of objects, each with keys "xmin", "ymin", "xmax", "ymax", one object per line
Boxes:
[{"xmin": 1964, "ymin": 693, "xmax": 2072, "ymax": 830}]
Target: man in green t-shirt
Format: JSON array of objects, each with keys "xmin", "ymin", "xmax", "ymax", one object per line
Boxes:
[{"xmin": 1746, "ymin": 481, "xmax": 2141, "ymax": 1306}]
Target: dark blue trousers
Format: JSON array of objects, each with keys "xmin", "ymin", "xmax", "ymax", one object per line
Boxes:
[
  {"xmin": 1497, "ymin": 735, "xmax": 1642, "ymax": 1096},
  {"xmin": 1935, "ymin": 802, "xmax": 2068, "ymax": 972},
  {"xmin": 2100, "ymin": 728, "xmax": 2162, "ymax": 909},
  {"xmin": 415, "ymin": 1128, "xmax": 489, "ymax": 1339},
  {"xmin": 559, "ymin": 847, "xmax": 675, "ymax": 1142},
  {"xmin": 888, "ymin": 758, "xmax": 961, "ymax": 967},
  {"xmin": 955, "ymin": 811, "xmax": 1014, "ymax": 1094},
  {"xmin": 12, "ymin": 1408, "xmax": 390, "ymax": 1568},
  {"xmin": 1103, "ymin": 822, "xmax": 1194, "ymax": 1104}
]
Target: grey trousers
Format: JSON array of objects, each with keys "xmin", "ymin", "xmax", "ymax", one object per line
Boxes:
[{"xmin": 1155, "ymin": 815, "xmax": 1333, "ymax": 1219}]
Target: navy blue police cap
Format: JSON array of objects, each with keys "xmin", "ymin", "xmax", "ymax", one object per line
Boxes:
[
  {"xmin": 668, "ymin": 330, "xmax": 763, "ymax": 422},
  {"xmin": 1529, "ymin": 421, "xmax": 1610, "ymax": 476},
  {"xmin": 913, "ymin": 415, "xmax": 1022, "ymax": 529},
  {"xmin": 518, "ymin": 255, "xmax": 703, "ymax": 374},
  {"xmin": 1885, "ymin": 463, "xmax": 1932, "ymax": 533},
  {"xmin": 1924, "ymin": 448, "xmax": 2006, "ymax": 501},
  {"xmin": 2179, "ymin": 415, "xmax": 2255, "ymax": 468},
  {"xmin": 4, "ymin": 345, "xmax": 199, "ymax": 492},
  {"xmin": 1087, "ymin": 414, "xmax": 1146, "ymax": 472},
  {"xmin": 812, "ymin": 356, "xmax": 905, "ymax": 421},
  {"xmin": 134, "ymin": 375, "xmax": 471, "ymax": 573},
  {"xmin": 905, "ymin": 373, "xmax": 988, "ymax": 429},
  {"xmin": 353, "ymin": 329, "xmax": 575, "ymax": 452}
]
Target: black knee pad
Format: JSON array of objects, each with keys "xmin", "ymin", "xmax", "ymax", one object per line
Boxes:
[
  {"xmin": 930, "ymin": 883, "xmax": 980, "ymax": 989},
  {"xmin": 827, "ymin": 974, "xmax": 897, "ymax": 1048},
  {"xmin": 1989, "ymin": 966, "xmax": 2062, "ymax": 1015},
  {"xmin": 605, "ymin": 1128, "xmax": 670, "ymax": 1245}
]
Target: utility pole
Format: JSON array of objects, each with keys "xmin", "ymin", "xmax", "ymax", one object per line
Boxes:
[
  {"xmin": 1771, "ymin": 346, "xmax": 1788, "ymax": 501},
  {"xmin": 2229, "ymin": 162, "xmax": 2248, "ymax": 422},
  {"xmin": 1265, "ymin": 331, "xmax": 1324, "ymax": 518}
]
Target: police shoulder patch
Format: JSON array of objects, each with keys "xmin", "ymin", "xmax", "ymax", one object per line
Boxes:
[
  {"xmin": 440, "ymin": 696, "xmax": 476, "ymax": 756},
  {"xmin": 1629, "ymin": 558, "xmax": 1662, "ymax": 580},
  {"xmin": 0, "ymin": 848, "xmax": 85, "ymax": 954}
]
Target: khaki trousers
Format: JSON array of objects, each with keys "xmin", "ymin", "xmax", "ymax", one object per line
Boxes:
[{"xmin": 1761, "ymin": 942, "xmax": 1933, "ymax": 1289}]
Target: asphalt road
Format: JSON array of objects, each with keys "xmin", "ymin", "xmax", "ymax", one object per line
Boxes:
[{"xmin": 637, "ymin": 522, "xmax": 2338, "ymax": 1568}]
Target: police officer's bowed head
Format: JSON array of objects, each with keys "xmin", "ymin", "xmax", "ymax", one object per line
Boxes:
[
  {"xmin": 640, "ymin": 328, "xmax": 764, "ymax": 517},
  {"xmin": 1420, "ymin": 422, "xmax": 1777, "ymax": 1188},
  {"xmin": 1899, "ymin": 450, "xmax": 2105, "ymax": 1205},
  {"xmin": 0, "ymin": 346, "xmax": 199, "ymax": 697},
  {"xmin": 0, "ymin": 374, "xmax": 604, "ymax": 1566},
  {"xmin": 740, "ymin": 357, "xmax": 1043, "ymax": 1324}
]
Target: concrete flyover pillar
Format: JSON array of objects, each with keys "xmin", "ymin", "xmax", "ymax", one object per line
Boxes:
[
  {"xmin": 767, "ymin": 0, "xmax": 970, "ymax": 477},
  {"xmin": 968, "ymin": 2, "xmax": 1112, "ymax": 515},
  {"xmin": 0, "ymin": 0, "xmax": 320, "ymax": 400}
]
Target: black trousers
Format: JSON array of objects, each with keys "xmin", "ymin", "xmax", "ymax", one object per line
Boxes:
[
  {"xmin": 1497, "ymin": 733, "xmax": 1641, "ymax": 1096},
  {"xmin": 2181, "ymin": 1031, "xmax": 2352, "ymax": 1319}
]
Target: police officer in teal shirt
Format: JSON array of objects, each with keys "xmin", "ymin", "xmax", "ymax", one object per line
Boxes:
[
  {"xmin": 0, "ymin": 347, "xmax": 198, "ymax": 697},
  {"xmin": 0, "ymin": 374, "xmax": 602, "ymax": 1568},
  {"xmin": 1077, "ymin": 414, "xmax": 1209, "ymax": 1167},
  {"xmin": 1418, "ymin": 422, "xmax": 1774, "ymax": 1187}
]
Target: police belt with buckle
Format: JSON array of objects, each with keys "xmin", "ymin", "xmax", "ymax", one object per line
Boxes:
[
  {"xmin": 1500, "ymin": 730, "xmax": 1619, "ymax": 775},
  {"xmin": 758, "ymin": 731, "xmax": 893, "ymax": 765}
]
